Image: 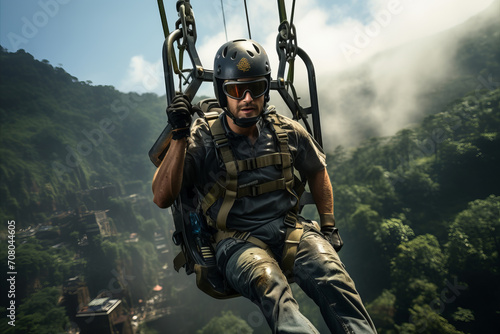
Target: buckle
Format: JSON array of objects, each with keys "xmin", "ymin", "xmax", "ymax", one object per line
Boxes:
[
  {"xmin": 172, "ymin": 231, "xmax": 182, "ymax": 246},
  {"xmin": 214, "ymin": 136, "xmax": 229, "ymax": 149},
  {"xmin": 245, "ymin": 158, "xmax": 257, "ymax": 170},
  {"xmin": 276, "ymin": 131, "xmax": 288, "ymax": 142},
  {"xmin": 251, "ymin": 185, "xmax": 260, "ymax": 197},
  {"xmin": 284, "ymin": 213, "xmax": 297, "ymax": 228}
]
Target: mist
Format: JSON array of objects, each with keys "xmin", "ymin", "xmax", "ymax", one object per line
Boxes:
[
  {"xmin": 285, "ymin": 0, "xmax": 498, "ymax": 152},
  {"xmin": 121, "ymin": 0, "xmax": 497, "ymax": 152}
]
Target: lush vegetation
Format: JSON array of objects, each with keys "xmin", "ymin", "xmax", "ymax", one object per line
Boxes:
[
  {"xmin": 0, "ymin": 47, "xmax": 166, "ymax": 226},
  {"xmin": 327, "ymin": 87, "xmax": 500, "ymax": 333},
  {"xmin": 0, "ymin": 2, "xmax": 499, "ymax": 332},
  {"xmin": 0, "ymin": 47, "xmax": 173, "ymax": 333}
]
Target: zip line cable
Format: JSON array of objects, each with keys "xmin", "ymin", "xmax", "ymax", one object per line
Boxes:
[
  {"xmin": 220, "ymin": 0, "xmax": 228, "ymax": 41},
  {"xmin": 244, "ymin": 0, "xmax": 252, "ymax": 39},
  {"xmin": 156, "ymin": 0, "xmax": 169, "ymax": 38}
]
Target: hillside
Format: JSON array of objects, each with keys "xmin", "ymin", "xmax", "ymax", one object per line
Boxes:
[
  {"xmin": 0, "ymin": 47, "xmax": 165, "ymax": 226},
  {"xmin": 329, "ymin": 86, "xmax": 500, "ymax": 333}
]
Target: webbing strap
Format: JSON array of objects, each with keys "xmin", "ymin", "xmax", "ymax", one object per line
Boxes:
[
  {"xmin": 280, "ymin": 211, "xmax": 304, "ymax": 279},
  {"xmin": 207, "ymin": 115, "xmax": 238, "ymax": 231},
  {"xmin": 201, "ymin": 180, "xmax": 223, "ymax": 226},
  {"xmin": 237, "ymin": 178, "xmax": 289, "ymax": 197},
  {"xmin": 267, "ymin": 113, "xmax": 300, "ymax": 213},
  {"xmin": 202, "ymin": 152, "xmax": 292, "ymax": 217},
  {"xmin": 173, "ymin": 251, "xmax": 186, "ymax": 272},
  {"xmin": 237, "ymin": 152, "xmax": 291, "ymax": 171},
  {"xmin": 215, "ymin": 230, "xmax": 270, "ymax": 251},
  {"xmin": 215, "ymin": 213, "xmax": 304, "ymax": 281}
]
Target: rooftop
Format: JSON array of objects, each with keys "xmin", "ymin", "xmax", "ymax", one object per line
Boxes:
[{"xmin": 76, "ymin": 297, "xmax": 121, "ymax": 317}]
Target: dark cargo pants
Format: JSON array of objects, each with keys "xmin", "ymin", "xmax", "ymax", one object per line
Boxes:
[{"xmin": 219, "ymin": 223, "xmax": 377, "ymax": 333}]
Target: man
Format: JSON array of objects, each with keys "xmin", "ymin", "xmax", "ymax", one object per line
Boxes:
[{"xmin": 152, "ymin": 39, "xmax": 376, "ymax": 333}]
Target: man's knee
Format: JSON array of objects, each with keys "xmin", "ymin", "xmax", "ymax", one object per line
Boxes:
[
  {"xmin": 228, "ymin": 245, "xmax": 288, "ymax": 297},
  {"xmin": 251, "ymin": 260, "xmax": 288, "ymax": 294},
  {"xmin": 294, "ymin": 230, "xmax": 348, "ymax": 282}
]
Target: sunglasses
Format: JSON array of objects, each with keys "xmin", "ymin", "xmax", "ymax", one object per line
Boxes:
[{"xmin": 223, "ymin": 78, "xmax": 268, "ymax": 100}]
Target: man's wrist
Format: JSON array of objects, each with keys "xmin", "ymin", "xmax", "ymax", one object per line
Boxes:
[
  {"xmin": 320, "ymin": 213, "xmax": 335, "ymax": 229},
  {"xmin": 171, "ymin": 127, "xmax": 190, "ymax": 140}
]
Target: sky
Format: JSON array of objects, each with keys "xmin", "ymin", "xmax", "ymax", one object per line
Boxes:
[{"xmin": 0, "ymin": 0, "xmax": 497, "ymax": 149}]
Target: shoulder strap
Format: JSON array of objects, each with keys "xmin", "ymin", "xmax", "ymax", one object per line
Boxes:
[
  {"xmin": 204, "ymin": 113, "xmax": 238, "ymax": 231},
  {"xmin": 266, "ymin": 112, "xmax": 302, "ymax": 213}
]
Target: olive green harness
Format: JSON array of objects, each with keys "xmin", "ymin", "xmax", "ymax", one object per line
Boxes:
[
  {"xmin": 204, "ymin": 109, "xmax": 305, "ymax": 278},
  {"xmin": 173, "ymin": 109, "xmax": 307, "ymax": 296}
]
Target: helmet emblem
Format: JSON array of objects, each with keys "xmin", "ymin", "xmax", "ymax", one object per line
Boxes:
[{"xmin": 237, "ymin": 58, "xmax": 251, "ymax": 72}]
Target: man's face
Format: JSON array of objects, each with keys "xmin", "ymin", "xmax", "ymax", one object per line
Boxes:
[{"xmin": 224, "ymin": 77, "xmax": 266, "ymax": 120}]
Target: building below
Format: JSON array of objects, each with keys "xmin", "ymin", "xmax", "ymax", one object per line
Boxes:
[{"xmin": 76, "ymin": 297, "xmax": 133, "ymax": 334}]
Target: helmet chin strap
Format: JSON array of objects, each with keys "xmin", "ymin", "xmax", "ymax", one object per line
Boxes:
[{"xmin": 224, "ymin": 109, "xmax": 261, "ymax": 128}]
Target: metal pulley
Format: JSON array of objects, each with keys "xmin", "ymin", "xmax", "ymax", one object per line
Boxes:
[{"xmin": 149, "ymin": 0, "xmax": 324, "ymax": 167}]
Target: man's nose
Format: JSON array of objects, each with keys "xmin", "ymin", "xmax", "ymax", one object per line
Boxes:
[{"xmin": 242, "ymin": 91, "xmax": 254, "ymax": 102}]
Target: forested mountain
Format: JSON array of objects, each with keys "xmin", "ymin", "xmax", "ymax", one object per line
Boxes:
[
  {"xmin": 331, "ymin": 87, "xmax": 500, "ymax": 333},
  {"xmin": 0, "ymin": 2, "xmax": 499, "ymax": 332},
  {"xmin": 0, "ymin": 47, "xmax": 165, "ymax": 225}
]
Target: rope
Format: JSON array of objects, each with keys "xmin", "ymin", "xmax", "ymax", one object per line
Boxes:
[
  {"xmin": 290, "ymin": 0, "xmax": 296, "ymax": 29},
  {"xmin": 244, "ymin": 0, "xmax": 252, "ymax": 39},
  {"xmin": 156, "ymin": 0, "xmax": 169, "ymax": 38},
  {"xmin": 220, "ymin": 0, "xmax": 228, "ymax": 41}
]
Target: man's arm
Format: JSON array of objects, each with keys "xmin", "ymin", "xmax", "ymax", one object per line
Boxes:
[
  {"xmin": 152, "ymin": 95, "xmax": 192, "ymax": 209},
  {"xmin": 152, "ymin": 138, "xmax": 187, "ymax": 208},
  {"xmin": 307, "ymin": 167, "xmax": 336, "ymax": 229},
  {"xmin": 307, "ymin": 167, "xmax": 333, "ymax": 215}
]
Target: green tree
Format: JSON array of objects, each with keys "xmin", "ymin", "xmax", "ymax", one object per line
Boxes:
[
  {"xmin": 446, "ymin": 195, "xmax": 500, "ymax": 274},
  {"xmin": 366, "ymin": 289, "xmax": 397, "ymax": 331},
  {"xmin": 3, "ymin": 287, "xmax": 69, "ymax": 334},
  {"xmin": 391, "ymin": 234, "xmax": 446, "ymax": 289},
  {"xmin": 391, "ymin": 235, "xmax": 447, "ymax": 319},
  {"xmin": 197, "ymin": 311, "xmax": 253, "ymax": 334},
  {"xmin": 401, "ymin": 304, "xmax": 464, "ymax": 334},
  {"xmin": 375, "ymin": 217, "xmax": 415, "ymax": 258},
  {"xmin": 445, "ymin": 195, "xmax": 500, "ymax": 332}
]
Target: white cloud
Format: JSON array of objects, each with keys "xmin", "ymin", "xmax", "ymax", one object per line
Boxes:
[
  {"xmin": 119, "ymin": 55, "xmax": 163, "ymax": 95},
  {"xmin": 120, "ymin": 0, "xmax": 495, "ymax": 151},
  {"xmin": 256, "ymin": 0, "xmax": 496, "ymax": 150}
]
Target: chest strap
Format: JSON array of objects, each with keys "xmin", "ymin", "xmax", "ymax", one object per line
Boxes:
[{"xmin": 237, "ymin": 152, "xmax": 291, "ymax": 171}]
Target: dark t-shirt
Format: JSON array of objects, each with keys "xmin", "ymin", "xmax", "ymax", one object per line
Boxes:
[{"xmin": 183, "ymin": 107, "xmax": 326, "ymax": 248}]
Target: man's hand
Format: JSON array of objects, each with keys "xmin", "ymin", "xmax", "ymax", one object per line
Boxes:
[
  {"xmin": 167, "ymin": 95, "xmax": 192, "ymax": 140},
  {"xmin": 320, "ymin": 213, "xmax": 343, "ymax": 252}
]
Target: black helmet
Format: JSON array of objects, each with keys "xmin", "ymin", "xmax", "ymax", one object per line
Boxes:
[{"xmin": 213, "ymin": 39, "xmax": 271, "ymax": 127}]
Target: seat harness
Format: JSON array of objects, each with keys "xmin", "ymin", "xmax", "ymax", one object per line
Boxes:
[{"xmin": 174, "ymin": 107, "xmax": 306, "ymax": 281}]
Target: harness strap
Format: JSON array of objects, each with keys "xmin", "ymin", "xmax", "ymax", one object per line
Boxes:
[
  {"xmin": 237, "ymin": 152, "xmax": 291, "ymax": 171},
  {"xmin": 201, "ymin": 111, "xmax": 305, "ymax": 279},
  {"xmin": 201, "ymin": 152, "xmax": 292, "ymax": 216},
  {"xmin": 281, "ymin": 215, "xmax": 303, "ymax": 280},
  {"xmin": 206, "ymin": 114, "xmax": 238, "ymax": 231},
  {"xmin": 267, "ymin": 112, "xmax": 301, "ymax": 213},
  {"xmin": 214, "ymin": 230, "xmax": 269, "ymax": 250},
  {"xmin": 173, "ymin": 251, "xmax": 187, "ymax": 272},
  {"xmin": 214, "ymin": 212, "xmax": 304, "ymax": 280},
  {"xmin": 238, "ymin": 178, "xmax": 288, "ymax": 197},
  {"xmin": 201, "ymin": 177, "xmax": 224, "ymax": 225}
]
